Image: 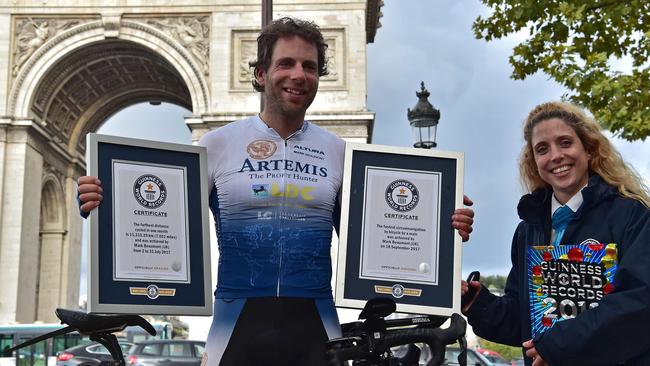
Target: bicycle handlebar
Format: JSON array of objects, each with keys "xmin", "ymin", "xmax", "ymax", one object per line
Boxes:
[
  {"xmin": 382, "ymin": 313, "xmax": 466, "ymax": 366},
  {"xmin": 326, "ymin": 312, "xmax": 467, "ymax": 366},
  {"xmin": 7, "ymin": 309, "xmax": 156, "ymax": 366},
  {"xmin": 55, "ymin": 308, "xmax": 156, "ymax": 336}
]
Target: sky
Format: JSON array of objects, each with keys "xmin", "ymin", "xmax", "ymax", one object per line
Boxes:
[{"xmin": 89, "ymin": 0, "xmax": 649, "ymax": 335}]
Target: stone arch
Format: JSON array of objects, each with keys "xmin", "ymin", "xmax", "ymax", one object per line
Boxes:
[
  {"xmin": 40, "ymin": 174, "xmax": 65, "ymax": 229},
  {"xmin": 9, "ymin": 18, "xmax": 209, "ymax": 154},
  {"xmin": 2, "ymin": 17, "xmax": 210, "ymax": 322},
  {"xmin": 37, "ymin": 173, "xmax": 67, "ymax": 322}
]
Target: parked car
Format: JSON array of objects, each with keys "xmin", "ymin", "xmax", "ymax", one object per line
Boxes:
[
  {"xmin": 442, "ymin": 347, "xmax": 493, "ymax": 366},
  {"xmin": 476, "ymin": 348, "xmax": 511, "ymax": 366},
  {"xmin": 56, "ymin": 341, "xmax": 133, "ymax": 366},
  {"xmin": 510, "ymin": 358, "xmax": 525, "ymax": 366},
  {"xmin": 126, "ymin": 339, "xmax": 205, "ymax": 366}
]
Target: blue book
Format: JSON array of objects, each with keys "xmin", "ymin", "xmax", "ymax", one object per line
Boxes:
[{"xmin": 527, "ymin": 242, "xmax": 618, "ymax": 337}]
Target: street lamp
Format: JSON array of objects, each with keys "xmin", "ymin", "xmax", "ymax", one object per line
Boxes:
[{"xmin": 407, "ymin": 82, "xmax": 440, "ymax": 149}]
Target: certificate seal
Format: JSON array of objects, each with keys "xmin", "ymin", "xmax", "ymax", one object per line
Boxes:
[
  {"xmin": 386, "ymin": 180, "xmax": 419, "ymax": 212},
  {"xmin": 134, "ymin": 174, "xmax": 167, "ymax": 209},
  {"xmin": 391, "ymin": 284, "xmax": 405, "ymax": 298},
  {"xmin": 146, "ymin": 284, "xmax": 160, "ymax": 299}
]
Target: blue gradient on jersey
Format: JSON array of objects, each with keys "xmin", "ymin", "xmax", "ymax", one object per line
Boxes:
[{"xmin": 202, "ymin": 117, "xmax": 344, "ymax": 300}]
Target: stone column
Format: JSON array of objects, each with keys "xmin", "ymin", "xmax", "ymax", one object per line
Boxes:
[
  {"xmin": 61, "ymin": 173, "xmax": 83, "ymax": 310},
  {"xmin": 36, "ymin": 229, "xmax": 67, "ymax": 322},
  {"xmin": 0, "ymin": 124, "xmax": 44, "ymax": 323}
]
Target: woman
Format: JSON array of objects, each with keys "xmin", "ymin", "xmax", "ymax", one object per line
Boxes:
[{"xmin": 462, "ymin": 102, "xmax": 650, "ymax": 366}]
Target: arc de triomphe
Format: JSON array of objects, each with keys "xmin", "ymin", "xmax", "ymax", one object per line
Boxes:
[{"xmin": 0, "ymin": 0, "xmax": 382, "ymax": 323}]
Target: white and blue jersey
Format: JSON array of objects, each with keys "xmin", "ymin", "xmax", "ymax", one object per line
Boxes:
[{"xmin": 200, "ymin": 115, "xmax": 345, "ymax": 300}]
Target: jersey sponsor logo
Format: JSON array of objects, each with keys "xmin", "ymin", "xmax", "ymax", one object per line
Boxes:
[
  {"xmin": 257, "ymin": 211, "xmax": 273, "ymax": 220},
  {"xmin": 271, "ymin": 183, "xmax": 315, "ymax": 201},
  {"xmin": 251, "ymin": 184, "xmax": 269, "ymax": 197},
  {"xmin": 385, "ymin": 180, "xmax": 419, "ymax": 212},
  {"xmin": 133, "ymin": 175, "xmax": 167, "ymax": 209},
  {"xmin": 257, "ymin": 210, "xmax": 307, "ymax": 221},
  {"xmin": 293, "ymin": 144, "xmax": 326, "ymax": 160},
  {"xmin": 247, "ymin": 139, "xmax": 277, "ymax": 160},
  {"xmin": 293, "ymin": 144, "xmax": 325, "ymax": 155},
  {"xmin": 239, "ymin": 158, "xmax": 327, "ymax": 177}
]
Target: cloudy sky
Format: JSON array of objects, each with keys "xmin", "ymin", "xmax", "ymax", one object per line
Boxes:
[{"xmin": 92, "ymin": 0, "xmax": 649, "ymax": 334}]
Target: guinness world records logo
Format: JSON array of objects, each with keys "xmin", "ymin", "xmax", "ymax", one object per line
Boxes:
[
  {"xmin": 385, "ymin": 179, "xmax": 419, "ymax": 212},
  {"xmin": 134, "ymin": 174, "xmax": 167, "ymax": 208}
]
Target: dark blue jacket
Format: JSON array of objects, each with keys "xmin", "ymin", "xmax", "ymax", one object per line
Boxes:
[{"xmin": 466, "ymin": 175, "xmax": 650, "ymax": 365}]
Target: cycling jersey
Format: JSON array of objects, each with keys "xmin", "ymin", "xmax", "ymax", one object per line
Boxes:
[
  {"xmin": 199, "ymin": 115, "xmax": 345, "ymax": 299},
  {"xmin": 200, "ymin": 115, "xmax": 345, "ymax": 365}
]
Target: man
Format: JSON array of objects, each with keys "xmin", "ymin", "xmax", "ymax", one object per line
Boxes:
[{"xmin": 78, "ymin": 17, "xmax": 475, "ymax": 366}]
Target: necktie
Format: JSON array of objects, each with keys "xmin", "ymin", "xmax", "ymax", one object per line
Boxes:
[{"xmin": 552, "ymin": 205, "xmax": 574, "ymax": 245}]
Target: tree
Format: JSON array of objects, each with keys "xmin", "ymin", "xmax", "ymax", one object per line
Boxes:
[
  {"xmin": 473, "ymin": 0, "xmax": 650, "ymax": 141},
  {"xmin": 480, "ymin": 274, "xmax": 508, "ymax": 292},
  {"xmin": 478, "ymin": 338, "xmax": 523, "ymax": 360}
]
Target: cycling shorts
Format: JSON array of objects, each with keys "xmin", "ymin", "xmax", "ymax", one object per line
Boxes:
[{"xmin": 204, "ymin": 297, "xmax": 341, "ymax": 366}]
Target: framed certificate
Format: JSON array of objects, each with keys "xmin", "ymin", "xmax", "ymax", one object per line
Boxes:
[
  {"xmin": 335, "ymin": 143, "xmax": 464, "ymax": 316},
  {"xmin": 86, "ymin": 133, "xmax": 212, "ymax": 315}
]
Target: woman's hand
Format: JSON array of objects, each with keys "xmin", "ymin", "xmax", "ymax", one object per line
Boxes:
[{"xmin": 523, "ymin": 340, "xmax": 549, "ymax": 366}]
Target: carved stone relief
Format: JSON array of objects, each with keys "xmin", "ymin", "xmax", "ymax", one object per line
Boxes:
[
  {"xmin": 320, "ymin": 28, "xmax": 346, "ymax": 88},
  {"xmin": 230, "ymin": 28, "xmax": 346, "ymax": 91},
  {"xmin": 143, "ymin": 16, "xmax": 210, "ymax": 75},
  {"xmin": 12, "ymin": 17, "xmax": 84, "ymax": 77},
  {"xmin": 230, "ymin": 30, "xmax": 258, "ymax": 90},
  {"xmin": 42, "ymin": 163, "xmax": 64, "ymax": 184},
  {"xmin": 239, "ymin": 39, "xmax": 257, "ymax": 85}
]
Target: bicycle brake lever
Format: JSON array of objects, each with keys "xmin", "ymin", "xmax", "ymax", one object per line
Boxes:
[{"xmin": 461, "ymin": 271, "xmax": 480, "ymax": 305}]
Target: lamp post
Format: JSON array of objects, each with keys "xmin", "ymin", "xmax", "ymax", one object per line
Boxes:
[{"xmin": 407, "ymin": 82, "xmax": 440, "ymax": 149}]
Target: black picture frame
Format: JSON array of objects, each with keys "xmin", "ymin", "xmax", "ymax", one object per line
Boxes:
[
  {"xmin": 86, "ymin": 134, "xmax": 212, "ymax": 315},
  {"xmin": 335, "ymin": 143, "xmax": 464, "ymax": 316}
]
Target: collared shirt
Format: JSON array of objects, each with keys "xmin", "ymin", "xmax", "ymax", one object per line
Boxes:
[{"xmin": 550, "ymin": 187, "xmax": 585, "ymax": 243}]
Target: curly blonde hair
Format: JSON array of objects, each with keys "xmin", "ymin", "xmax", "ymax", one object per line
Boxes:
[{"xmin": 519, "ymin": 101, "xmax": 649, "ymax": 207}]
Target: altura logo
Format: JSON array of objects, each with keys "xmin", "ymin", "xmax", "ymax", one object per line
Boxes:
[
  {"xmin": 239, "ymin": 158, "xmax": 327, "ymax": 177},
  {"xmin": 294, "ymin": 145, "xmax": 325, "ymax": 155}
]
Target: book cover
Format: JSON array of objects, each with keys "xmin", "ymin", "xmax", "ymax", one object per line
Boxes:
[{"xmin": 527, "ymin": 241, "xmax": 618, "ymax": 337}]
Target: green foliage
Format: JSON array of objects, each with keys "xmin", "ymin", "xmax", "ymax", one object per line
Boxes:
[
  {"xmin": 478, "ymin": 338, "xmax": 523, "ymax": 361},
  {"xmin": 474, "ymin": 0, "xmax": 650, "ymax": 141},
  {"xmin": 480, "ymin": 274, "xmax": 508, "ymax": 292}
]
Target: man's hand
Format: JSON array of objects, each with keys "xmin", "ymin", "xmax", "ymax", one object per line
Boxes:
[
  {"xmin": 523, "ymin": 340, "xmax": 549, "ymax": 366},
  {"xmin": 78, "ymin": 176, "xmax": 103, "ymax": 214},
  {"xmin": 452, "ymin": 195, "xmax": 474, "ymax": 242}
]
